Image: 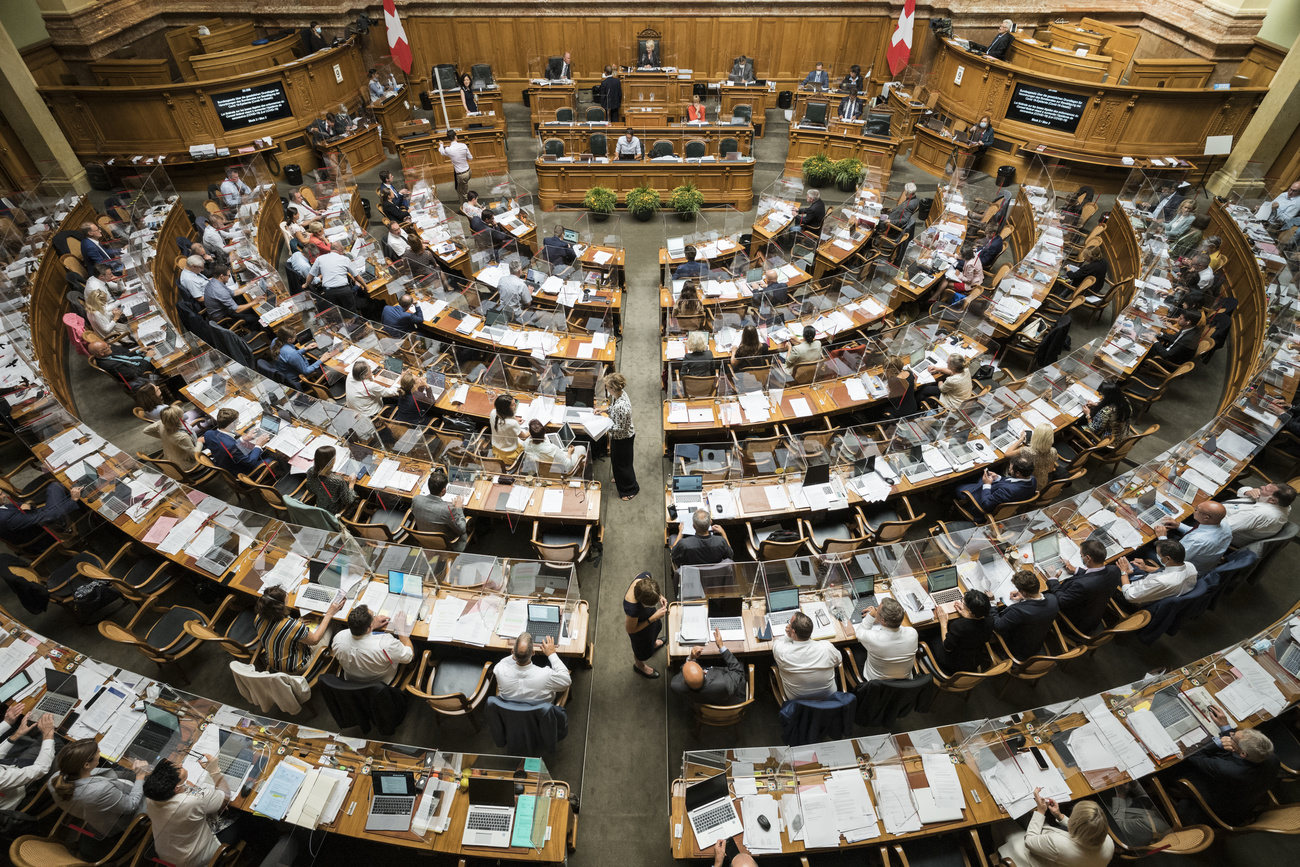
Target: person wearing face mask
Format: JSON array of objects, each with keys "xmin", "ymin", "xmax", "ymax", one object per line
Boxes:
[
  {"xmin": 969, "ymin": 115, "xmax": 994, "ymax": 157},
  {"xmin": 302, "ymin": 20, "xmax": 328, "ymax": 53}
]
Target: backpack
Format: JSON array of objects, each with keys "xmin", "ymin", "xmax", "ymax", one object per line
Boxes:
[
  {"xmin": 71, "ymin": 580, "xmax": 122, "ymax": 622},
  {"xmin": 766, "ymin": 529, "xmax": 801, "ymax": 544}
]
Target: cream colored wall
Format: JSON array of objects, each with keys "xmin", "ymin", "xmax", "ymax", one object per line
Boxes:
[
  {"xmin": 6, "ymin": 0, "xmax": 52, "ymax": 49},
  {"xmin": 1258, "ymin": 0, "xmax": 1300, "ymax": 46}
]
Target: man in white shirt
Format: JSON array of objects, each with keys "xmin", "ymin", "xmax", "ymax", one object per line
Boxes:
[
  {"xmin": 331, "ymin": 604, "xmax": 414, "ymax": 683},
  {"xmin": 385, "ymin": 222, "xmax": 410, "ymax": 260},
  {"xmin": 178, "ymin": 255, "xmax": 209, "ymax": 300},
  {"xmin": 438, "ymin": 130, "xmax": 473, "ymax": 202},
  {"xmin": 497, "ymin": 260, "xmax": 533, "ymax": 321},
  {"xmin": 1119, "ymin": 540, "xmax": 1198, "ymax": 607},
  {"xmin": 1266, "ymin": 180, "xmax": 1300, "ymax": 229},
  {"xmin": 853, "ymin": 598, "xmax": 918, "ymax": 681},
  {"xmin": 345, "ymin": 360, "xmax": 404, "ymax": 418},
  {"xmin": 86, "ymin": 261, "xmax": 122, "ymax": 299},
  {"xmin": 219, "ymin": 168, "xmax": 252, "ymax": 208},
  {"xmin": 202, "ymin": 216, "xmax": 235, "ymax": 257},
  {"xmin": 1223, "ymin": 482, "xmax": 1295, "ymax": 546},
  {"xmin": 0, "ymin": 707, "xmax": 55, "ymax": 809},
  {"xmin": 771, "ymin": 612, "xmax": 842, "ymax": 700},
  {"xmin": 493, "ymin": 632, "xmax": 572, "ymax": 703},
  {"xmin": 615, "ymin": 131, "xmax": 643, "ymax": 160},
  {"xmin": 306, "ymin": 242, "xmax": 363, "ymax": 310},
  {"xmin": 143, "ymin": 757, "xmax": 230, "ymax": 867}
]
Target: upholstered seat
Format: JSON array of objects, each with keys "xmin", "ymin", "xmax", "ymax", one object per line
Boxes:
[{"xmin": 144, "ymin": 606, "xmax": 205, "ymax": 655}]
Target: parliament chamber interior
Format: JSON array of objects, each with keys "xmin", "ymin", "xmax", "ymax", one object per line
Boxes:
[{"xmin": 3, "ymin": 2, "xmax": 1300, "ymax": 866}]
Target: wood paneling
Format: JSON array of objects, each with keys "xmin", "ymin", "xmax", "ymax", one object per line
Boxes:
[
  {"xmin": 539, "ymin": 124, "xmax": 753, "ymax": 159},
  {"xmin": 166, "ymin": 19, "xmax": 224, "ymax": 82},
  {"xmin": 196, "ymin": 23, "xmax": 256, "ymax": 55},
  {"xmin": 21, "ymin": 41, "xmax": 72, "ymax": 88},
  {"xmin": 1208, "ymin": 199, "xmax": 1267, "ymax": 411},
  {"xmin": 1080, "ymin": 18, "xmax": 1139, "ymax": 80},
  {"xmin": 1235, "ymin": 38, "xmax": 1286, "ymax": 88},
  {"xmin": 31, "ymin": 198, "xmax": 97, "ymax": 415},
  {"xmin": 329, "ymin": 126, "xmax": 385, "ymax": 175},
  {"xmin": 190, "ymin": 33, "xmax": 298, "ymax": 81},
  {"xmin": 89, "ymin": 58, "xmax": 172, "ymax": 87},
  {"xmin": 150, "ymin": 204, "xmax": 192, "ymax": 323},
  {"xmin": 1127, "ymin": 59, "xmax": 1214, "ymax": 89},
  {"xmin": 256, "ymin": 188, "xmax": 283, "ymax": 266},
  {"xmin": 1007, "ymin": 38, "xmax": 1110, "ymax": 84},
  {"xmin": 39, "ymin": 40, "xmax": 365, "ymax": 161},
  {"xmin": 785, "ymin": 129, "xmax": 903, "ymax": 190},
  {"xmin": 534, "ymin": 159, "xmax": 754, "ymax": 211},
  {"xmin": 396, "ymin": 126, "xmax": 508, "ymax": 182}
]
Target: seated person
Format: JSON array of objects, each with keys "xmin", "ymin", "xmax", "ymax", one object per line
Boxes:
[
  {"xmin": 785, "ymin": 325, "xmax": 822, "ymax": 367},
  {"xmin": 837, "ymin": 86, "xmax": 865, "ymax": 122},
  {"xmin": 462, "ymin": 190, "xmax": 484, "ymax": 221},
  {"xmin": 86, "ymin": 340, "xmax": 160, "ymax": 391},
  {"xmin": 381, "ymin": 294, "xmax": 422, "ymax": 334},
  {"xmin": 378, "ymin": 170, "xmax": 409, "ymax": 209},
  {"xmin": 411, "ymin": 470, "xmax": 472, "ymax": 550},
  {"xmin": 916, "ymin": 354, "xmax": 972, "ymax": 410},
  {"xmin": 680, "ymin": 331, "xmax": 716, "ymax": 378},
  {"xmin": 469, "ymin": 211, "xmax": 511, "ymax": 249},
  {"xmin": 48, "ymin": 739, "xmax": 148, "ymax": 860},
  {"xmin": 1263, "ymin": 180, "xmax": 1300, "ymax": 231},
  {"xmin": 379, "ymin": 187, "xmax": 409, "ymax": 223},
  {"xmin": 1045, "ymin": 539, "xmax": 1121, "ymax": 634},
  {"xmin": 1174, "ymin": 706, "xmax": 1280, "ymax": 827},
  {"xmin": 219, "ymin": 168, "xmax": 253, "ymax": 207},
  {"xmin": 674, "ymin": 281, "xmax": 705, "ymax": 318},
  {"xmin": 393, "ymin": 371, "xmax": 436, "ymax": 425},
  {"xmin": 177, "ymin": 255, "xmax": 209, "ymax": 301},
  {"xmin": 330, "ymin": 604, "xmax": 414, "ymax": 683},
  {"xmin": 497, "ymin": 260, "xmax": 533, "ymax": 321},
  {"xmin": 670, "ymin": 509, "xmax": 733, "ymax": 567},
  {"xmin": 203, "ymin": 263, "xmax": 261, "ymax": 329},
  {"xmin": 796, "ymin": 189, "xmax": 826, "ymax": 235},
  {"xmin": 883, "ymin": 184, "xmax": 917, "ymax": 231},
  {"xmin": 730, "ymin": 55, "xmax": 755, "ymax": 84},
  {"xmin": 542, "ymin": 224, "xmax": 576, "ymax": 265},
  {"xmin": 974, "ymin": 228, "xmax": 1004, "ymax": 269},
  {"xmin": 853, "ymin": 598, "xmax": 918, "ymax": 681},
  {"xmin": 79, "ymin": 223, "xmax": 122, "ymax": 275},
  {"xmin": 345, "ymin": 360, "xmax": 407, "ymax": 418},
  {"xmin": 802, "ymin": 62, "xmax": 830, "ymax": 89},
  {"xmin": 1150, "ymin": 309, "xmax": 1200, "ymax": 366},
  {"xmin": 990, "ymin": 569, "xmax": 1059, "ymax": 660},
  {"xmin": 84, "ymin": 276, "xmax": 129, "ymax": 343},
  {"xmin": 771, "ymin": 611, "xmax": 842, "ymax": 700},
  {"xmin": 1118, "ymin": 540, "xmax": 1197, "ymax": 607},
  {"xmin": 201, "ymin": 407, "xmax": 267, "ymax": 476},
  {"xmin": 303, "ymin": 445, "xmax": 355, "ymax": 515},
  {"xmin": 986, "ymin": 20, "xmax": 1014, "ymax": 60},
  {"xmin": 493, "ymin": 632, "xmax": 572, "ymax": 702},
  {"xmin": 1150, "ymin": 502, "xmax": 1230, "ymax": 576},
  {"xmin": 686, "ymin": 93, "xmax": 707, "ymax": 121},
  {"xmin": 752, "ymin": 269, "xmax": 789, "ymax": 305},
  {"xmin": 143, "ymin": 404, "xmax": 199, "ymax": 473},
  {"xmin": 1223, "ymin": 482, "xmax": 1295, "ymax": 546},
  {"xmin": 956, "ymin": 455, "xmax": 1038, "ymax": 513},
  {"xmin": 929, "ymin": 591, "xmax": 993, "ymax": 673},
  {"xmin": 254, "ymin": 585, "xmax": 341, "ymax": 676},
  {"xmin": 271, "ymin": 327, "xmax": 320, "ymax": 385},
  {"xmin": 0, "ymin": 483, "xmax": 81, "ymax": 546},
  {"xmin": 638, "ymin": 39, "xmax": 660, "ymax": 68},
  {"xmin": 522, "ymin": 419, "xmax": 587, "ymax": 475},
  {"xmin": 1068, "ymin": 245, "xmax": 1108, "ymax": 288},
  {"xmin": 202, "ymin": 214, "xmax": 235, "ymax": 257},
  {"xmin": 615, "ymin": 130, "xmax": 643, "ymax": 160},
  {"xmin": 142, "ymin": 757, "xmax": 232, "ymax": 867},
  {"xmin": 383, "ymin": 222, "xmax": 410, "ymax": 261},
  {"xmin": 670, "ymin": 629, "xmax": 746, "ymax": 705},
  {"xmin": 546, "ymin": 52, "xmax": 573, "ymax": 81},
  {"xmin": 839, "ymin": 64, "xmax": 864, "ymax": 92},
  {"xmin": 674, "ymin": 245, "xmax": 708, "ymax": 279}
]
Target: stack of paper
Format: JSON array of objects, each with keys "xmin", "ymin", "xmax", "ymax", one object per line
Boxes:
[
  {"xmin": 871, "ymin": 765, "xmax": 921, "ymax": 834},
  {"xmin": 824, "ymin": 770, "xmax": 880, "ymax": 841}
]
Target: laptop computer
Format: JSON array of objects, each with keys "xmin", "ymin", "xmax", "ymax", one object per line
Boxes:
[
  {"xmin": 562, "ymin": 228, "xmax": 579, "ymax": 243},
  {"xmin": 988, "ymin": 417, "xmax": 1020, "ymax": 452},
  {"xmin": 1150, "ymin": 685, "xmax": 1209, "ymax": 744},
  {"xmin": 463, "ymin": 777, "xmax": 517, "ymax": 848},
  {"xmin": 1032, "ymin": 535, "xmax": 1064, "ymax": 574},
  {"xmin": 125, "ymin": 702, "xmax": 183, "ymax": 763},
  {"xmin": 366, "ymin": 770, "xmax": 419, "ymax": 832},
  {"xmin": 684, "ymin": 773, "xmax": 744, "ymax": 848},
  {"xmin": 195, "ymin": 528, "xmax": 238, "ymax": 576},
  {"xmin": 215, "ymin": 730, "xmax": 257, "ymax": 789},
  {"xmin": 297, "ymin": 559, "xmax": 345, "ymax": 612},
  {"xmin": 764, "ymin": 586, "xmax": 801, "ymax": 630},
  {"xmin": 706, "ymin": 595, "xmax": 745, "ymax": 640},
  {"xmin": 30, "ymin": 669, "xmax": 80, "ymax": 727},
  {"xmin": 926, "ymin": 565, "xmax": 963, "ymax": 609},
  {"xmin": 526, "ymin": 603, "xmax": 562, "ymax": 643},
  {"xmin": 672, "ymin": 474, "xmax": 706, "ymax": 510}
]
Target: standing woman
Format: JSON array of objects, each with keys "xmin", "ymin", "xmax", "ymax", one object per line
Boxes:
[
  {"xmin": 142, "ymin": 403, "xmax": 199, "ymax": 473},
  {"xmin": 625, "ymin": 572, "xmax": 667, "ymax": 678},
  {"xmin": 459, "ymin": 72, "xmax": 479, "ymax": 113},
  {"xmin": 48, "ymin": 739, "xmax": 148, "ymax": 859},
  {"xmin": 489, "ymin": 394, "xmax": 527, "ymax": 464},
  {"xmin": 604, "ymin": 372, "xmax": 638, "ymax": 499},
  {"xmin": 304, "ymin": 444, "xmax": 356, "ymax": 515}
]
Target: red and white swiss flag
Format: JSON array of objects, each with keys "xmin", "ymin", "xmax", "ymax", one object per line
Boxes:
[
  {"xmin": 886, "ymin": 0, "xmax": 916, "ymax": 76},
  {"xmin": 384, "ymin": 0, "xmax": 413, "ymax": 73}
]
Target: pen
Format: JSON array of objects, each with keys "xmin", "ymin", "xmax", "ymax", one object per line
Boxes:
[{"xmin": 970, "ymin": 789, "xmax": 981, "ymax": 803}]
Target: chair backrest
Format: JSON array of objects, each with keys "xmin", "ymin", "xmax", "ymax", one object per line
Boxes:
[
  {"xmin": 1107, "ymin": 423, "xmax": 1159, "ymax": 462},
  {"xmin": 681, "ymin": 374, "xmax": 717, "ymax": 397},
  {"xmin": 758, "ymin": 535, "xmax": 808, "ymax": 560},
  {"xmin": 66, "ymin": 236, "xmax": 82, "ymax": 260},
  {"xmin": 544, "ymin": 138, "xmax": 565, "ymax": 157},
  {"xmin": 685, "ymin": 139, "xmax": 707, "ymax": 159},
  {"xmin": 804, "ymin": 102, "xmax": 828, "ymax": 126},
  {"xmin": 405, "ymin": 526, "xmax": 451, "ymax": 550},
  {"xmin": 692, "ymin": 665, "xmax": 755, "ymax": 727},
  {"xmin": 62, "ymin": 254, "xmax": 87, "ymax": 278},
  {"xmin": 585, "ymin": 106, "xmax": 605, "ymax": 121},
  {"xmin": 719, "ymin": 136, "xmax": 739, "ymax": 156},
  {"xmin": 1036, "ymin": 468, "xmax": 1086, "ymax": 503},
  {"xmin": 733, "ymin": 104, "xmax": 752, "ymax": 122},
  {"xmin": 282, "ymin": 494, "xmax": 341, "ymax": 531},
  {"xmin": 651, "ymin": 140, "xmax": 674, "ymax": 158},
  {"xmin": 856, "ymin": 675, "xmax": 933, "ymax": 727},
  {"xmin": 589, "ymin": 133, "xmax": 607, "ymax": 156},
  {"xmin": 555, "ymin": 107, "xmax": 573, "ymax": 123}
]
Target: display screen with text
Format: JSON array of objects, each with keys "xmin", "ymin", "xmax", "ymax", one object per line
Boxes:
[
  {"xmin": 1004, "ymin": 84, "xmax": 1087, "ymax": 134},
  {"xmin": 211, "ymin": 83, "xmax": 294, "ymax": 131}
]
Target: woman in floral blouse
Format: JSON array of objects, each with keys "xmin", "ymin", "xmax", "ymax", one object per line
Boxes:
[{"xmin": 603, "ymin": 372, "xmax": 638, "ymax": 499}]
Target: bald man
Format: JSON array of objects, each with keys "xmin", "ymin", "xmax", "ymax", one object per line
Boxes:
[
  {"xmin": 669, "ymin": 629, "xmax": 745, "ymax": 705},
  {"xmin": 752, "ymin": 269, "xmax": 788, "ymax": 305},
  {"xmin": 1153, "ymin": 500, "xmax": 1230, "ymax": 575},
  {"xmin": 711, "ymin": 839, "xmax": 758, "ymax": 867}
]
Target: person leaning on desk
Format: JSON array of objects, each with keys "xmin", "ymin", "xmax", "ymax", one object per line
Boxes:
[
  {"xmin": 671, "ymin": 629, "xmax": 746, "ymax": 705},
  {"xmin": 0, "ymin": 705, "xmax": 56, "ymax": 810},
  {"xmin": 144, "ymin": 755, "xmax": 250, "ymax": 867},
  {"xmin": 542, "ymin": 224, "xmax": 577, "ymax": 265},
  {"xmin": 837, "ymin": 85, "xmax": 865, "ymax": 122},
  {"xmin": 345, "ymin": 360, "xmax": 411, "ymax": 418},
  {"xmin": 0, "ymin": 481, "xmax": 80, "ymax": 542},
  {"xmin": 670, "ymin": 509, "xmax": 733, "ymax": 567},
  {"xmin": 271, "ymin": 327, "xmax": 320, "ymax": 387},
  {"xmin": 1170, "ymin": 705, "xmax": 1281, "ymax": 827},
  {"xmin": 615, "ymin": 130, "xmax": 643, "ymax": 160},
  {"xmin": 494, "ymin": 632, "xmax": 572, "ymax": 702},
  {"xmin": 331, "ymin": 604, "xmax": 414, "ymax": 683},
  {"xmin": 49, "ymin": 739, "xmax": 149, "ymax": 860},
  {"xmin": 802, "ymin": 62, "xmax": 829, "ymax": 89},
  {"xmin": 256, "ymin": 584, "xmax": 342, "ymax": 675},
  {"xmin": 202, "ymin": 407, "xmax": 270, "ymax": 476},
  {"xmin": 997, "ymin": 792, "xmax": 1113, "ymax": 867}
]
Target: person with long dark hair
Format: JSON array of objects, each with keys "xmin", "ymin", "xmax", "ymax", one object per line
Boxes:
[
  {"xmin": 883, "ymin": 355, "xmax": 919, "ymax": 418},
  {"xmin": 1082, "ymin": 379, "xmax": 1132, "ymax": 442},
  {"xmin": 928, "ymin": 590, "xmax": 993, "ymax": 674},
  {"xmin": 304, "ymin": 444, "xmax": 355, "ymax": 515},
  {"xmin": 489, "ymin": 393, "xmax": 527, "ymax": 463},
  {"xmin": 730, "ymin": 324, "xmax": 766, "ymax": 371},
  {"xmin": 603, "ymin": 372, "xmax": 638, "ymax": 499},
  {"xmin": 458, "ymin": 72, "xmax": 479, "ymax": 114},
  {"xmin": 48, "ymin": 739, "xmax": 148, "ymax": 860},
  {"xmin": 255, "ymin": 584, "xmax": 341, "ymax": 674},
  {"xmin": 393, "ymin": 371, "xmax": 435, "ymax": 425}
]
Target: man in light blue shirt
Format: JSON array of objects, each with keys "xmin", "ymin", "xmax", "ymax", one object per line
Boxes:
[{"xmin": 1153, "ymin": 501, "xmax": 1231, "ymax": 576}]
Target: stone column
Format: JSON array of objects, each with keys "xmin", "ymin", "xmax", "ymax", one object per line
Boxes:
[
  {"xmin": 0, "ymin": 20, "xmax": 86, "ymax": 191},
  {"xmin": 1209, "ymin": 26, "xmax": 1300, "ymax": 195}
]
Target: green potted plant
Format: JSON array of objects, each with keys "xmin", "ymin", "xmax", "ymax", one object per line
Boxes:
[
  {"xmin": 582, "ymin": 186, "xmax": 616, "ymax": 221},
  {"xmin": 669, "ymin": 182, "xmax": 705, "ymax": 221},
  {"xmin": 626, "ymin": 184, "xmax": 661, "ymax": 222},
  {"xmin": 832, "ymin": 157, "xmax": 864, "ymax": 192},
  {"xmin": 802, "ymin": 153, "xmax": 833, "ymax": 187}
]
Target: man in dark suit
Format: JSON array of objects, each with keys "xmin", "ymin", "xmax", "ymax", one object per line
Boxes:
[
  {"xmin": 1150, "ymin": 310, "xmax": 1200, "ymax": 366},
  {"xmin": 673, "ymin": 245, "xmax": 708, "ymax": 279},
  {"xmin": 802, "ymin": 62, "xmax": 830, "ymax": 89},
  {"xmin": 796, "ymin": 189, "xmax": 826, "ymax": 236},
  {"xmin": 1045, "ymin": 539, "xmax": 1121, "ymax": 634},
  {"xmin": 990, "ymin": 569, "xmax": 1059, "ymax": 659},
  {"xmin": 975, "ymin": 229, "xmax": 1004, "ymax": 269},
  {"xmin": 542, "ymin": 225, "xmax": 576, "ymax": 265},
  {"xmin": 547, "ymin": 52, "xmax": 573, "ymax": 81},
  {"xmin": 381, "ymin": 295, "xmax": 422, "ymax": 334},
  {"xmin": 0, "ymin": 483, "xmax": 81, "ymax": 545},
  {"xmin": 638, "ymin": 40, "xmax": 660, "ymax": 68},
  {"xmin": 957, "ymin": 455, "xmax": 1038, "ymax": 513},
  {"xmin": 986, "ymin": 20, "xmax": 1014, "ymax": 60},
  {"xmin": 730, "ymin": 56, "xmax": 755, "ymax": 84},
  {"xmin": 837, "ymin": 86, "xmax": 864, "ymax": 122},
  {"xmin": 598, "ymin": 65, "xmax": 622, "ymax": 123},
  {"xmin": 202, "ymin": 407, "xmax": 267, "ymax": 476},
  {"xmin": 302, "ymin": 21, "xmax": 328, "ymax": 53},
  {"xmin": 670, "ymin": 629, "xmax": 746, "ymax": 705},
  {"xmin": 80, "ymin": 223, "xmax": 121, "ymax": 275},
  {"xmin": 1176, "ymin": 705, "xmax": 1280, "ymax": 826},
  {"xmin": 86, "ymin": 340, "xmax": 160, "ymax": 390},
  {"xmin": 470, "ymin": 212, "xmax": 511, "ymax": 250},
  {"xmin": 1142, "ymin": 182, "xmax": 1186, "ymax": 222},
  {"xmin": 752, "ymin": 269, "xmax": 789, "ymax": 306},
  {"xmin": 885, "ymin": 183, "xmax": 919, "ymax": 231}
]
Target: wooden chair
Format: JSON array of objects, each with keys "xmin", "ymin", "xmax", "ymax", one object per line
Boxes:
[
  {"xmin": 530, "ymin": 522, "xmax": 599, "ymax": 564},
  {"xmin": 799, "ymin": 515, "xmax": 871, "ymax": 555},
  {"xmin": 917, "ymin": 641, "xmax": 1011, "ymax": 701},
  {"xmin": 1077, "ymin": 278, "xmax": 1125, "ymax": 326},
  {"xmin": 135, "ymin": 451, "xmax": 218, "ymax": 487},
  {"xmin": 686, "ymin": 664, "xmax": 757, "ymax": 737},
  {"xmin": 0, "ymin": 455, "xmax": 59, "ymax": 501},
  {"xmin": 1094, "ymin": 423, "xmax": 1160, "ymax": 476},
  {"xmin": 182, "ymin": 595, "xmax": 261, "ymax": 663},
  {"xmin": 404, "ymin": 650, "xmax": 493, "ymax": 731},
  {"xmin": 861, "ymin": 496, "xmax": 927, "ymax": 545},
  {"xmin": 61, "ymin": 254, "xmax": 87, "ymax": 280},
  {"xmin": 1058, "ymin": 603, "xmax": 1151, "ymax": 655},
  {"xmin": 1122, "ymin": 362, "xmax": 1194, "ymax": 418},
  {"xmin": 744, "ymin": 522, "xmax": 809, "ymax": 560},
  {"xmin": 97, "ymin": 597, "xmax": 210, "ymax": 682},
  {"xmin": 1058, "ymin": 435, "xmax": 1113, "ymax": 477},
  {"xmin": 128, "ymin": 840, "xmax": 243, "ymax": 867},
  {"xmin": 298, "ymin": 186, "xmax": 319, "ymax": 209},
  {"xmin": 342, "ymin": 499, "xmax": 411, "ymax": 543},
  {"xmin": 676, "ymin": 372, "xmax": 718, "ymax": 398},
  {"xmin": 404, "ymin": 526, "xmax": 455, "ymax": 550},
  {"xmin": 1035, "ymin": 467, "xmax": 1087, "ymax": 504},
  {"xmin": 74, "ymin": 543, "xmax": 177, "ymax": 607},
  {"xmin": 10, "ymin": 811, "xmax": 152, "ymax": 867},
  {"xmin": 1159, "ymin": 777, "xmax": 1300, "ymax": 835},
  {"xmin": 194, "ymin": 451, "xmax": 249, "ymax": 505},
  {"xmin": 1109, "ymin": 821, "xmax": 1214, "ymax": 859},
  {"xmin": 237, "ymin": 469, "xmax": 308, "ymax": 519},
  {"xmin": 732, "ymin": 434, "xmax": 790, "ymax": 475},
  {"xmin": 991, "ymin": 624, "xmax": 1087, "ymax": 694},
  {"xmin": 769, "ymin": 658, "xmax": 849, "ymax": 706},
  {"xmin": 954, "ymin": 488, "xmax": 1038, "ymax": 524}
]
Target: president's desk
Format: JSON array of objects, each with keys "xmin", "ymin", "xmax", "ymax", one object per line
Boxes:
[
  {"xmin": 535, "ymin": 122, "xmax": 753, "ymax": 158},
  {"xmin": 534, "ymin": 156, "xmax": 755, "ymax": 211}
]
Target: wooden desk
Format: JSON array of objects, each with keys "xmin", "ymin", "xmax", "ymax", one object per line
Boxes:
[
  {"xmin": 396, "ymin": 126, "xmax": 508, "ymax": 181},
  {"xmin": 528, "ymin": 83, "xmax": 578, "ymax": 131},
  {"xmin": 534, "ymin": 158, "xmax": 755, "ymax": 212},
  {"xmin": 908, "ymin": 124, "xmax": 981, "ymax": 180},
  {"xmin": 89, "ymin": 58, "xmax": 172, "ymax": 87},
  {"xmin": 785, "ymin": 127, "xmax": 904, "ymax": 192},
  {"xmin": 371, "ymin": 89, "xmax": 414, "ymax": 153},
  {"xmin": 884, "ymin": 87, "xmax": 931, "ymax": 137},
  {"xmin": 535, "ymin": 123, "xmax": 752, "ymax": 159},
  {"xmin": 1006, "ymin": 36, "xmax": 1111, "ymax": 84},
  {"xmin": 425, "ymin": 88, "xmax": 505, "ymax": 129},
  {"xmin": 718, "ymin": 84, "xmax": 770, "ymax": 136},
  {"xmin": 325, "ymin": 124, "xmax": 385, "ymax": 175},
  {"xmin": 190, "ymin": 33, "xmax": 299, "ymax": 80},
  {"xmin": 619, "ymin": 71, "xmax": 690, "ymax": 111}
]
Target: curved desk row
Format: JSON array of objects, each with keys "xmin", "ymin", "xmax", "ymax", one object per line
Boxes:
[{"xmin": 534, "ymin": 122, "xmax": 753, "ymax": 158}]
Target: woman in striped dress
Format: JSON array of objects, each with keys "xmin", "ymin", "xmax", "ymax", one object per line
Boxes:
[{"xmin": 254, "ymin": 586, "xmax": 341, "ymax": 675}]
